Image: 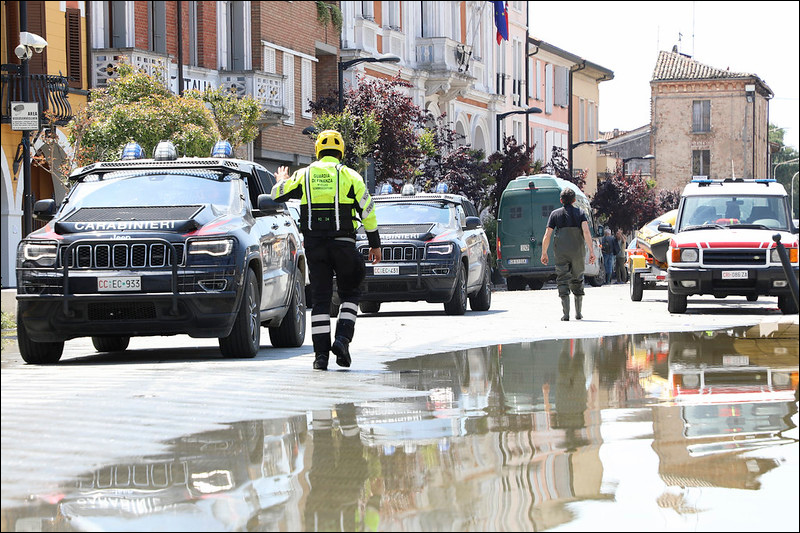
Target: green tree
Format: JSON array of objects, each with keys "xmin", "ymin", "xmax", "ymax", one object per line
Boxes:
[
  {"xmin": 769, "ymin": 123, "xmax": 799, "ymax": 218},
  {"xmin": 64, "ymin": 60, "xmax": 263, "ymax": 180},
  {"xmin": 312, "ymin": 109, "xmax": 381, "ymax": 175}
]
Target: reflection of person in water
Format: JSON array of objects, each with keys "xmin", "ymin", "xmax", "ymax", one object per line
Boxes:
[
  {"xmin": 550, "ymin": 339, "xmax": 590, "ymax": 451},
  {"xmin": 304, "ymin": 403, "xmax": 369, "ymax": 531}
]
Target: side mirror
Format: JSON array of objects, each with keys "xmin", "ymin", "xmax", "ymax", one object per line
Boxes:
[
  {"xmin": 33, "ymin": 199, "xmax": 57, "ymax": 221},
  {"xmin": 257, "ymin": 194, "xmax": 286, "ymax": 214},
  {"xmin": 657, "ymin": 223, "xmax": 674, "ymax": 233},
  {"xmin": 465, "ymin": 216, "xmax": 481, "ymax": 230}
]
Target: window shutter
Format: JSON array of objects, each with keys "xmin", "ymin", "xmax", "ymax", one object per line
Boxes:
[
  {"xmin": 66, "ymin": 8, "xmax": 82, "ymax": 88},
  {"xmin": 283, "ymin": 53, "xmax": 295, "ymax": 125},
  {"xmin": 301, "ymin": 58, "xmax": 312, "ymax": 119},
  {"xmin": 27, "ymin": 1, "xmax": 48, "ymax": 75},
  {"xmin": 263, "ymin": 46, "xmax": 276, "ymax": 73},
  {"xmin": 5, "ymin": 1, "xmax": 21, "ymax": 66}
]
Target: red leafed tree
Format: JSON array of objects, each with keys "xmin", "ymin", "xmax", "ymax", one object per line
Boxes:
[{"xmin": 591, "ymin": 162, "xmax": 658, "ymax": 233}]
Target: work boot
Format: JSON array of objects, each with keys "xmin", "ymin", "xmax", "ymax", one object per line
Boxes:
[
  {"xmin": 560, "ymin": 295, "xmax": 570, "ymax": 321},
  {"xmin": 575, "ymin": 295, "xmax": 583, "ymax": 320},
  {"xmin": 313, "ymin": 353, "xmax": 329, "ymax": 370},
  {"xmin": 331, "ymin": 336, "xmax": 351, "ymax": 368}
]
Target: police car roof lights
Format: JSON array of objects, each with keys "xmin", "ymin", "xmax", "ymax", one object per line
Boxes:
[
  {"xmin": 153, "ymin": 140, "xmax": 178, "ymax": 161},
  {"xmin": 120, "ymin": 141, "xmax": 145, "ymax": 160},
  {"xmin": 378, "ymin": 183, "xmax": 393, "ymax": 195},
  {"xmin": 435, "ymin": 182, "xmax": 449, "ymax": 193},
  {"xmin": 211, "ymin": 140, "xmax": 233, "ymax": 158},
  {"xmin": 401, "ymin": 183, "xmax": 416, "ymax": 196}
]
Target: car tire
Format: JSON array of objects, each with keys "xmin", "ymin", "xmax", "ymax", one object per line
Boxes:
[
  {"xmin": 630, "ymin": 272, "xmax": 644, "ymax": 302},
  {"xmin": 588, "ymin": 259, "xmax": 605, "ymax": 287},
  {"xmin": 469, "ymin": 265, "xmax": 492, "ymax": 311},
  {"xmin": 667, "ymin": 286, "xmax": 688, "ymax": 313},
  {"xmin": 506, "ymin": 276, "xmax": 526, "ymax": 291},
  {"xmin": 91, "ymin": 336, "xmax": 130, "ymax": 352},
  {"xmin": 444, "ymin": 263, "xmax": 468, "ymax": 315},
  {"xmin": 219, "ymin": 268, "xmax": 260, "ymax": 358},
  {"xmin": 746, "ymin": 294, "xmax": 758, "ymax": 302},
  {"xmin": 778, "ymin": 294, "xmax": 798, "ymax": 315},
  {"xmin": 269, "ymin": 268, "xmax": 307, "ymax": 348},
  {"xmin": 359, "ymin": 301, "xmax": 381, "ymax": 314},
  {"xmin": 17, "ymin": 313, "xmax": 63, "ymax": 364}
]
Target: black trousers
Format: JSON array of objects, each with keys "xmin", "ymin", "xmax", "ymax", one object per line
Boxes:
[{"xmin": 305, "ymin": 236, "xmax": 366, "ymax": 354}]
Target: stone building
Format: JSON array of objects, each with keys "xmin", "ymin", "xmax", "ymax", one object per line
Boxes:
[{"xmin": 650, "ymin": 50, "xmax": 773, "ymax": 190}]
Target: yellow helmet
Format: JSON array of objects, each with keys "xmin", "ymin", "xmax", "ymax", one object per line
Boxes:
[{"xmin": 315, "ymin": 129, "xmax": 345, "ymax": 159}]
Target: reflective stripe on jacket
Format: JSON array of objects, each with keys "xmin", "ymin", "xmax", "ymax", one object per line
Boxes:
[{"xmin": 271, "ymin": 156, "xmax": 380, "ymax": 248}]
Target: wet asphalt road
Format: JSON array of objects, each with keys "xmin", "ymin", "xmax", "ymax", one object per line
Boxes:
[{"xmin": 1, "ymin": 283, "xmax": 798, "ymax": 526}]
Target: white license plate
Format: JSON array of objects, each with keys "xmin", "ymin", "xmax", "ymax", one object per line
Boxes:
[
  {"xmin": 97, "ymin": 276, "xmax": 141, "ymax": 292},
  {"xmin": 508, "ymin": 258, "xmax": 528, "ymax": 265},
  {"xmin": 722, "ymin": 270, "xmax": 748, "ymax": 279},
  {"xmin": 722, "ymin": 355, "xmax": 749, "ymax": 366},
  {"xmin": 373, "ymin": 266, "xmax": 399, "ymax": 275}
]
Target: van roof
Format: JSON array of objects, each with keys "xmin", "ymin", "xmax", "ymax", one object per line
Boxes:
[{"xmin": 505, "ymin": 174, "xmax": 587, "ymax": 197}]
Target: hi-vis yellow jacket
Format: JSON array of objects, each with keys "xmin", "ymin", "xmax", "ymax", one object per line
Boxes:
[{"xmin": 271, "ymin": 156, "xmax": 381, "ymax": 248}]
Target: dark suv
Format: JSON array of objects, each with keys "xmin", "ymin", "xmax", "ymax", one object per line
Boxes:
[
  {"xmin": 353, "ymin": 189, "xmax": 492, "ymax": 315},
  {"xmin": 15, "ymin": 142, "xmax": 307, "ymax": 363}
]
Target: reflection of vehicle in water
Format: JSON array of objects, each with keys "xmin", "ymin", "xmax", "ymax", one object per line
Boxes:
[
  {"xmin": 652, "ymin": 326, "xmax": 798, "ymax": 490},
  {"xmin": 49, "ymin": 418, "xmax": 308, "ymax": 531}
]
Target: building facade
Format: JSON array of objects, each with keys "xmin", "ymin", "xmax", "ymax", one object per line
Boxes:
[
  {"xmin": 1, "ymin": 0, "xmax": 88, "ymax": 288},
  {"xmin": 650, "ymin": 50, "xmax": 773, "ymax": 190}
]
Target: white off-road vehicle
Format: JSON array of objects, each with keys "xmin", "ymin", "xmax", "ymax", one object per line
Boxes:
[{"xmin": 659, "ymin": 178, "xmax": 798, "ymax": 314}]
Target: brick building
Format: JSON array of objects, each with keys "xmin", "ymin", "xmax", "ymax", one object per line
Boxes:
[{"xmin": 650, "ymin": 50, "xmax": 773, "ymax": 190}]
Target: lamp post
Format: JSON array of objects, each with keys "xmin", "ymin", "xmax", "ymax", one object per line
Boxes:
[
  {"xmin": 772, "ymin": 157, "xmax": 798, "ymax": 178},
  {"xmin": 338, "ymin": 53, "xmax": 400, "ymax": 112},
  {"xmin": 496, "ymin": 107, "xmax": 542, "ymax": 152},
  {"xmin": 791, "ymin": 171, "xmax": 798, "ymax": 220},
  {"xmin": 621, "ymin": 154, "xmax": 655, "ymax": 177},
  {"xmin": 569, "ymin": 139, "xmax": 607, "ymax": 178}
]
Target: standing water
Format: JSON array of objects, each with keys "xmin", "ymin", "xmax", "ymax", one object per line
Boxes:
[{"xmin": 1, "ymin": 325, "xmax": 797, "ymax": 531}]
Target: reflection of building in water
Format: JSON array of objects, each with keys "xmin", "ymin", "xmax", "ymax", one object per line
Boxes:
[
  {"xmin": 366, "ymin": 341, "xmax": 610, "ymax": 531},
  {"xmin": 30, "ymin": 418, "xmax": 309, "ymax": 531},
  {"xmin": 652, "ymin": 326, "xmax": 799, "ymax": 491}
]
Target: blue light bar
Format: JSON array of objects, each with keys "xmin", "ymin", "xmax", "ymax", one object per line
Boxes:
[
  {"xmin": 211, "ymin": 140, "xmax": 233, "ymax": 158},
  {"xmin": 121, "ymin": 142, "xmax": 144, "ymax": 160}
]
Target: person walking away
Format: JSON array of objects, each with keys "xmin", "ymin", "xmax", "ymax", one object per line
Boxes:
[
  {"xmin": 614, "ymin": 229, "xmax": 628, "ymax": 283},
  {"xmin": 540, "ymin": 188, "xmax": 596, "ymax": 320},
  {"xmin": 600, "ymin": 228, "xmax": 619, "ymax": 284},
  {"xmin": 272, "ymin": 130, "xmax": 381, "ymax": 370}
]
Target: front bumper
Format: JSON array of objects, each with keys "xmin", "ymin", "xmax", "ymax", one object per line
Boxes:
[
  {"xmin": 667, "ymin": 265, "xmax": 798, "ymax": 297},
  {"xmin": 360, "ymin": 260, "xmax": 459, "ymax": 303}
]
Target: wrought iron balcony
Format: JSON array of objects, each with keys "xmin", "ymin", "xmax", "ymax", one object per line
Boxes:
[{"xmin": 0, "ymin": 65, "xmax": 73, "ymax": 126}]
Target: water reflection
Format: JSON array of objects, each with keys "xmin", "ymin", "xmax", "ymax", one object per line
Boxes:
[{"xmin": 2, "ymin": 326, "xmax": 797, "ymax": 531}]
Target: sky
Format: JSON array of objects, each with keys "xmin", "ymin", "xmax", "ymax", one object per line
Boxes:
[{"xmin": 528, "ymin": 1, "xmax": 800, "ymax": 150}]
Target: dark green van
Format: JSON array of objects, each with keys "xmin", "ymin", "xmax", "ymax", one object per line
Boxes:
[{"xmin": 496, "ymin": 174, "xmax": 605, "ymax": 290}]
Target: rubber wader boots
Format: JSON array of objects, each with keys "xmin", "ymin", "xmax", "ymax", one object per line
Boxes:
[
  {"xmin": 560, "ymin": 295, "xmax": 570, "ymax": 321},
  {"xmin": 575, "ymin": 295, "xmax": 583, "ymax": 320}
]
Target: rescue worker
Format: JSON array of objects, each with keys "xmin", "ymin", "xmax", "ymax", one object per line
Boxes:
[
  {"xmin": 540, "ymin": 187, "xmax": 596, "ymax": 321},
  {"xmin": 271, "ymin": 130, "xmax": 382, "ymax": 370}
]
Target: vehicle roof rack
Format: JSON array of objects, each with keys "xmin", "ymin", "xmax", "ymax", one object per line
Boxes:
[
  {"xmin": 69, "ymin": 158, "xmax": 256, "ymax": 181},
  {"xmin": 691, "ymin": 177, "xmax": 776, "ymax": 187}
]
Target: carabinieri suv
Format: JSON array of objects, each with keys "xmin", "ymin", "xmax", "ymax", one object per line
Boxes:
[
  {"xmin": 353, "ymin": 186, "xmax": 492, "ymax": 315},
  {"xmin": 15, "ymin": 141, "xmax": 307, "ymax": 364}
]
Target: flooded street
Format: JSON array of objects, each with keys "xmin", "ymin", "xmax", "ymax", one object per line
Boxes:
[{"xmin": 2, "ymin": 323, "xmax": 797, "ymax": 531}]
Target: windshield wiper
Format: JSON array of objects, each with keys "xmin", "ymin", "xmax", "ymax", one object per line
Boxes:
[
  {"xmin": 731, "ymin": 223, "xmax": 772, "ymax": 230},
  {"xmin": 682, "ymin": 223, "xmax": 727, "ymax": 231}
]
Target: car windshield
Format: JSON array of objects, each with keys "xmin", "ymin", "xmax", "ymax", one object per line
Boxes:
[
  {"xmin": 677, "ymin": 195, "xmax": 790, "ymax": 231},
  {"xmin": 375, "ymin": 201, "xmax": 456, "ymax": 226},
  {"xmin": 66, "ymin": 171, "xmax": 240, "ymax": 214}
]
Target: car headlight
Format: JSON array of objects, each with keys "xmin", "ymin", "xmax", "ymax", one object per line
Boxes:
[
  {"xmin": 188, "ymin": 238, "xmax": 234, "ymax": 256},
  {"xmin": 20, "ymin": 240, "xmax": 58, "ymax": 267},
  {"xmin": 771, "ymin": 247, "xmax": 799, "ymax": 263},
  {"xmin": 426, "ymin": 243, "xmax": 454, "ymax": 256},
  {"xmin": 672, "ymin": 247, "xmax": 698, "ymax": 262}
]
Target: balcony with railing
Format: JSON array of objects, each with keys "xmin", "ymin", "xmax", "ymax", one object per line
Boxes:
[
  {"xmin": 414, "ymin": 37, "xmax": 473, "ymax": 102},
  {"xmin": 91, "ymin": 49, "xmax": 286, "ymax": 118},
  {"xmin": 1, "ymin": 65, "xmax": 73, "ymax": 126}
]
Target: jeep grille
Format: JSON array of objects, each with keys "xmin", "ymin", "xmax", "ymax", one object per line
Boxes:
[
  {"xmin": 703, "ymin": 250, "xmax": 766, "ymax": 266},
  {"xmin": 60, "ymin": 242, "xmax": 185, "ymax": 268}
]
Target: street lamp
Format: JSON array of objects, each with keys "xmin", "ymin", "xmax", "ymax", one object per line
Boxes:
[
  {"xmin": 338, "ymin": 53, "xmax": 400, "ymax": 111},
  {"xmin": 772, "ymin": 157, "xmax": 799, "ymax": 178},
  {"xmin": 622, "ymin": 154, "xmax": 655, "ymax": 177},
  {"xmin": 496, "ymin": 107, "xmax": 542, "ymax": 152},
  {"xmin": 569, "ymin": 139, "xmax": 607, "ymax": 178},
  {"xmin": 14, "ymin": 30, "xmax": 48, "ymax": 237}
]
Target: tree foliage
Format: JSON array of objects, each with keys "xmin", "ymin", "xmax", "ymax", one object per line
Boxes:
[
  {"xmin": 543, "ymin": 146, "xmax": 586, "ymax": 191},
  {"xmin": 312, "ymin": 109, "xmax": 381, "ymax": 175},
  {"xmin": 487, "ymin": 136, "xmax": 535, "ymax": 217},
  {"xmin": 591, "ymin": 162, "xmax": 680, "ymax": 233},
  {"xmin": 769, "ymin": 123, "xmax": 799, "ymax": 217},
  {"xmin": 64, "ymin": 61, "xmax": 263, "ymax": 177}
]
